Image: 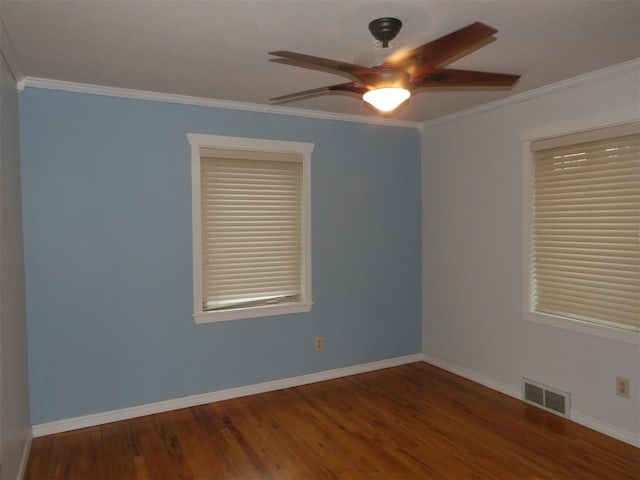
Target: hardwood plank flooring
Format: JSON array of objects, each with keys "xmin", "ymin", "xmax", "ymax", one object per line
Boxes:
[{"xmin": 26, "ymin": 362, "xmax": 640, "ymax": 479}]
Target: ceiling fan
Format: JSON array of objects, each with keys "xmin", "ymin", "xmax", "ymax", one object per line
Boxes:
[{"xmin": 269, "ymin": 18, "xmax": 520, "ymax": 113}]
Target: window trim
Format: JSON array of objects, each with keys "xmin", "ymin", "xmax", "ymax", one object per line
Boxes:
[
  {"xmin": 188, "ymin": 133, "xmax": 314, "ymax": 323},
  {"xmin": 520, "ymin": 108, "xmax": 639, "ymax": 346}
]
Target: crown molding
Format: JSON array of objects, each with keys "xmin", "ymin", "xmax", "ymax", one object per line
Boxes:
[
  {"xmin": 21, "ymin": 77, "xmax": 422, "ymax": 130},
  {"xmin": 21, "ymin": 58, "xmax": 638, "ymax": 131},
  {"xmin": 15, "ymin": 58, "xmax": 640, "ymax": 131},
  {"xmin": 422, "ymin": 58, "xmax": 640, "ymax": 129},
  {"xmin": 0, "ymin": 15, "xmax": 24, "ymax": 86}
]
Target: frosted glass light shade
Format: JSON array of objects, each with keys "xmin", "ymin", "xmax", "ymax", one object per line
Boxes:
[{"xmin": 363, "ymin": 87, "xmax": 411, "ymax": 112}]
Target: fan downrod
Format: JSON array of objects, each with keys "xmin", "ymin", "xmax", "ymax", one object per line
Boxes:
[{"xmin": 368, "ymin": 17, "xmax": 402, "ymax": 48}]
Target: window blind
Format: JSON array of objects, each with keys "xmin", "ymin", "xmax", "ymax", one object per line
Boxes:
[
  {"xmin": 530, "ymin": 123, "xmax": 640, "ymax": 331},
  {"xmin": 200, "ymin": 150, "xmax": 303, "ymax": 311}
]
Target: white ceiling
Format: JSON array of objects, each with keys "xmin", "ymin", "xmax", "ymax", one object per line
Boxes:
[{"xmin": 1, "ymin": 0, "xmax": 639, "ymax": 122}]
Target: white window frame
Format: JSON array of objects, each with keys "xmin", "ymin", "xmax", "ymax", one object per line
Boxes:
[
  {"xmin": 188, "ymin": 133, "xmax": 313, "ymax": 323},
  {"xmin": 521, "ymin": 107, "xmax": 639, "ymax": 346}
]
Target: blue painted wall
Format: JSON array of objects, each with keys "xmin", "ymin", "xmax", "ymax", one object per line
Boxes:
[{"xmin": 20, "ymin": 89, "xmax": 422, "ymax": 424}]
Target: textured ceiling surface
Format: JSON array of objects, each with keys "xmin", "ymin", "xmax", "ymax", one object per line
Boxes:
[{"xmin": 1, "ymin": 0, "xmax": 639, "ymax": 122}]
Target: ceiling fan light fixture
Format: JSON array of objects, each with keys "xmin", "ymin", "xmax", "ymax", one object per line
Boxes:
[
  {"xmin": 269, "ymin": 21, "xmax": 520, "ymax": 115},
  {"xmin": 362, "ymin": 87, "xmax": 411, "ymax": 112}
]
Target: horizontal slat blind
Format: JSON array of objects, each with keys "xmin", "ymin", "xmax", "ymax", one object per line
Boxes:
[
  {"xmin": 531, "ymin": 125, "xmax": 639, "ymax": 331},
  {"xmin": 201, "ymin": 151, "xmax": 303, "ymax": 311}
]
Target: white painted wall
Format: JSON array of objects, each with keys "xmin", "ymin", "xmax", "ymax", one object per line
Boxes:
[
  {"xmin": 0, "ymin": 46, "xmax": 30, "ymax": 477},
  {"xmin": 421, "ymin": 62, "xmax": 639, "ymax": 440}
]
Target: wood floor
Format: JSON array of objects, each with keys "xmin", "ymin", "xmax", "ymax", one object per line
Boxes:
[{"xmin": 26, "ymin": 362, "xmax": 639, "ymax": 479}]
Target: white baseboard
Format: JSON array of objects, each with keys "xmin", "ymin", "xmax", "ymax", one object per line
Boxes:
[
  {"xmin": 31, "ymin": 352, "xmax": 640, "ymax": 448},
  {"xmin": 420, "ymin": 353, "xmax": 521, "ymax": 399},
  {"xmin": 420, "ymin": 353, "xmax": 640, "ymax": 447},
  {"xmin": 17, "ymin": 432, "xmax": 32, "ymax": 480},
  {"xmin": 571, "ymin": 411, "xmax": 640, "ymax": 448},
  {"xmin": 32, "ymin": 353, "xmax": 423, "ymax": 437}
]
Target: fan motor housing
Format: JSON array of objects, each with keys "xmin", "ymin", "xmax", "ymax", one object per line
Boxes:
[{"xmin": 365, "ymin": 69, "xmax": 411, "ymax": 89}]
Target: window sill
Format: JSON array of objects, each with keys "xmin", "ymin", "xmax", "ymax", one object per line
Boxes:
[
  {"xmin": 194, "ymin": 302, "xmax": 312, "ymax": 324},
  {"xmin": 524, "ymin": 311, "xmax": 639, "ymax": 346}
]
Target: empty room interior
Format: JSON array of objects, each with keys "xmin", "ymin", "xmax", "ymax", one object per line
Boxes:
[{"xmin": 0, "ymin": 1, "xmax": 639, "ymax": 479}]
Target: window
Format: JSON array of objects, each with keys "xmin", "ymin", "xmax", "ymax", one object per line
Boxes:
[
  {"xmin": 524, "ymin": 121, "xmax": 639, "ymax": 340},
  {"xmin": 188, "ymin": 133, "xmax": 313, "ymax": 323}
]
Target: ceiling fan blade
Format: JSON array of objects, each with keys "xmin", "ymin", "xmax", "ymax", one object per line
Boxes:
[
  {"xmin": 329, "ymin": 83, "xmax": 368, "ymax": 95},
  {"xmin": 411, "ymin": 68, "xmax": 520, "ymax": 88},
  {"xmin": 270, "ymin": 82, "xmax": 366, "ymax": 104},
  {"xmin": 270, "ymin": 57, "xmax": 362, "ymax": 78},
  {"xmin": 384, "ymin": 22, "xmax": 498, "ymax": 69},
  {"xmin": 269, "ymin": 50, "xmax": 379, "ymax": 82}
]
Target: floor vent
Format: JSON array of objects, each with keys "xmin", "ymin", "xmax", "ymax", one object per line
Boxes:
[{"xmin": 522, "ymin": 378, "xmax": 571, "ymax": 418}]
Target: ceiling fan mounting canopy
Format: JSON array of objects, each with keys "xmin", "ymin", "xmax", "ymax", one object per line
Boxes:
[
  {"xmin": 368, "ymin": 17, "xmax": 403, "ymax": 48},
  {"xmin": 268, "ymin": 20, "xmax": 521, "ymax": 113}
]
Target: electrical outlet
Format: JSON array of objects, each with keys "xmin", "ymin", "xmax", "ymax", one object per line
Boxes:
[
  {"xmin": 616, "ymin": 377, "xmax": 630, "ymax": 399},
  {"xmin": 314, "ymin": 336, "xmax": 324, "ymax": 352}
]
